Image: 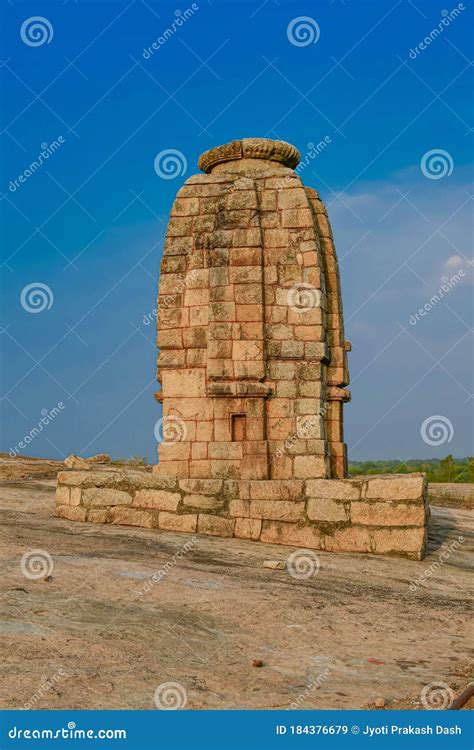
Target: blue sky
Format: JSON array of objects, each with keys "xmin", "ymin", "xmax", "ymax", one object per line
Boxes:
[{"xmin": 1, "ymin": 0, "xmax": 472, "ymax": 463}]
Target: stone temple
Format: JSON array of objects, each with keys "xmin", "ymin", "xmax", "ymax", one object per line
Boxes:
[{"xmin": 56, "ymin": 138, "xmax": 429, "ymax": 559}]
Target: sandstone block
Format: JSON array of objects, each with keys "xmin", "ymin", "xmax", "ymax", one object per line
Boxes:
[
  {"xmin": 306, "ymin": 479, "xmax": 361, "ymax": 501},
  {"xmin": 307, "ymin": 497, "xmax": 347, "ymax": 522},
  {"xmin": 179, "ymin": 479, "xmax": 222, "ymax": 495},
  {"xmin": 56, "ymin": 485, "xmax": 70, "ymax": 505},
  {"xmin": 159, "ymin": 512, "xmax": 197, "ymax": 533},
  {"xmin": 133, "ymin": 489, "xmax": 180, "ymax": 511},
  {"xmin": 183, "ymin": 494, "xmax": 224, "ymax": 511},
  {"xmin": 250, "ymin": 500, "xmax": 304, "ymax": 522},
  {"xmin": 162, "ymin": 369, "xmax": 206, "ymax": 398},
  {"xmin": 87, "ymin": 508, "xmax": 108, "ymax": 523},
  {"xmin": 260, "ymin": 521, "xmax": 323, "ymax": 550},
  {"xmin": 294, "ymin": 455, "xmax": 327, "ymax": 479},
  {"xmin": 198, "ymin": 514, "xmax": 235, "ymax": 537},
  {"xmin": 371, "ymin": 527, "xmax": 426, "ymax": 559},
  {"xmin": 324, "ymin": 526, "xmax": 371, "ymax": 553},
  {"xmin": 64, "ymin": 455, "xmax": 91, "ymax": 470},
  {"xmin": 70, "ymin": 488, "xmax": 82, "ymax": 507},
  {"xmin": 55, "ymin": 505, "xmax": 87, "ymax": 522},
  {"xmin": 248, "ymin": 480, "xmax": 304, "ymax": 500},
  {"xmin": 234, "ymin": 518, "xmax": 262, "ymax": 540},
  {"xmin": 365, "ymin": 476, "xmax": 425, "ymax": 501},
  {"xmin": 110, "ymin": 507, "xmax": 154, "ymax": 528},
  {"xmin": 350, "ymin": 502, "xmax": 426, "ymax": 527},
  {"xmin": 229, "ymin": 498, "xmax": 250, "ymax": 517},
  {"xmin": 82, "ymin": 488, "xmax": 132, "ymax": 508}
]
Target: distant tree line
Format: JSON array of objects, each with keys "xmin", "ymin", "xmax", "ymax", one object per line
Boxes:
[{"xmin": 348, "ymin": 455, "xmax": 474, "ymax": 483}]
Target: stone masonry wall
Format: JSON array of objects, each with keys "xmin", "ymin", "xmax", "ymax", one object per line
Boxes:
[{"xmin": 56, "ymin": 471, "xmax": 428, "ymax": 559}]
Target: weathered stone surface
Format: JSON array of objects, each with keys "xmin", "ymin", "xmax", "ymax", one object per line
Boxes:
[
  {"xmin": 55, "ymin": 505, "xmax": 87, "ymax": 522},
  {"xmin": 159, "ymin": 512, "xmax": 197, "ymax": 533},
  {"xmin": 87, "ymin": 509, "xmax": 108, "ymax": 524},
  {"xmin": 64, "ymin": 455, "xmax": 91, "ymax": 471},
  {"xmin": 133, "ymin": 489, "xmax": 180, "ymax": 511},
  {"xmin": 179, "ymin": 479, "xmax": 222, "ymax": 495},
  {"xmin": 365, "ymin": 476, "xmax": 425, "ymax": 501},
  {"xmin": 110, "ymin": 507, "xmax": 154, "ymax": 528},
  {"xmin": 351, "ymin": 502, "xmax": 426, "ymax": 527},
  {"xmin": 87, "ymin": 453, "xmax": 111, "ymax": 463},
  {"xmin": 307, "ymin": 497, "xmax": 347, "ymax": 522},
  {"xmin": 248, "ymin": 480, "xmax": 304, "ymax": 500},
  {"xmin": 56, "ymin": 485, "xmax": 70, "ymax": 505},
  {"xmin": 250, "ymin": 500, "xmax": 305, "ymax": 522},
  {"xmin": 306, "ymin": 479, "xmax": 361, "ymax": 501},
  {"xmin": 260, "ymin": 521, "xmax": 324, "ymax": 550},
  {"xmin": 82, "ymin": 488, "xmax": 132, "ymax": 508},
  {"xmin": 234, "ymin": 517, "xmax": 262, "ymax": 540},
  {"xmin": 324, "ymin": 526, "xmax": 371, "ymax": 553},
  {"xmin": 182, "ymin": 494, "xmax": 224, "ymax": 511},
  {"xmin": 294, "ymin": 455, "xmax": 327, "ymax": 478},
  {"xmin": 198, "ymin": 514, "xmax": 235, "ymax": 537},
  {"xmin": 371, "ymin": 527, "xmax": 426, "ymax": 559}
]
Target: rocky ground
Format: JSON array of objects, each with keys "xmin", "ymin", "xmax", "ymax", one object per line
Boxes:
[{"xmin": 0, "ymin": 461, "xmax": 472, "ymax": 711}]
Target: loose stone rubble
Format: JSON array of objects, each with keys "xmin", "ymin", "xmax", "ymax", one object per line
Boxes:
[{"xmin": 56, "ymin": 138, "xmax": 428, "ymax": 559}]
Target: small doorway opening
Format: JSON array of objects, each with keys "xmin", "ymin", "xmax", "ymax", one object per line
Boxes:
[{"xmin": 231, "ymin": 414, "xmax": 246, "ymax": 442}]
